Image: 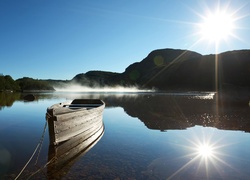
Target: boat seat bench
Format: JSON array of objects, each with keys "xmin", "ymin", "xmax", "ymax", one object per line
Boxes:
[
  {"xmin": 62, "ymin": 104, "xmax": 103, "ymax": 109},
  {"xmin": 69, "ymin": 104, "xmax": 102, "ymax": 107}
]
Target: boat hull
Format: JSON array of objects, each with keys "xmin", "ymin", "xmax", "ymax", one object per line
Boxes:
[{"xmin": 46, "ymin": 99, "xmax": 105, "ymax": 145}]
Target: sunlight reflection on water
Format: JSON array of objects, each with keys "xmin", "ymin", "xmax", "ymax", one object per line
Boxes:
[{"xmin": 193, "ymin": 92, "xmax": 215, "ymax": 99}]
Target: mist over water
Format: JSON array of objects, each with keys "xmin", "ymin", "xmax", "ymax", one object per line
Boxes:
[{"xmin": 54, "ymin": 84, "xmax": 155, "ymax": 93}]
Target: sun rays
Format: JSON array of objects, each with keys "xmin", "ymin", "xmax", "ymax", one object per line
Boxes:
[
  {"xmin": 198, "ymin": 10, "xmax": 236, "ymax": 43},
  {"xmin": 188, "ymin": 1, "xmax": 248, "ymax": 52}
]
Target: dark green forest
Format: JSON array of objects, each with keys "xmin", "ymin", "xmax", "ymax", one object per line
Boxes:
[
  {"xmin": 16, "ymin": 77, "xmax": 55, "ymax": 91},
  {"xmin": 0, "ymin": 75, "xmax": 54, "ymax": 92},
  {"xmin": 0, "ymin": 75, "xmax": 20, "ymax": 91}
]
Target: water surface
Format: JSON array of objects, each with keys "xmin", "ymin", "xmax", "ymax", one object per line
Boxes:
[{"xmin": 0, "ymin": 92, "xmax": 250, "ymax": 179}]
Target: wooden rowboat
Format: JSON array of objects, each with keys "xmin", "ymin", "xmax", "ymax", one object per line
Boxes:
[{"xmin": 46, "ymin": 99, "xmax": 105, "ymax": 145}]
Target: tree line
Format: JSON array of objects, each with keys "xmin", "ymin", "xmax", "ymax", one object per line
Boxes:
[
  {"xmin": 0, "ymin": 75, "xmax": 20, "ymax": 91},
  {"xmin": 0, "ymin": 75, "xmax": 54, "ymax": 92}
]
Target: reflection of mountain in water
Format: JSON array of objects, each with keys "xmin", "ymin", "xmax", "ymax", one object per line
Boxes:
[
  {"xmin": 2, "ymin": 92, "xmax": 249, "ymax": 132},
  {"xmin": 103, "ymin": 93, "xmax": 250, "ymax": 133}
]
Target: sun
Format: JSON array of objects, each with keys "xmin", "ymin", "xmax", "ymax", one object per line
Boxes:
[
  {"xmin": 199, "ymin": 10, "xmax": 235, "ymax": 43},
  {"xmin": 197, "ymin": 143, "xmax": 214, "ymax": 157}
]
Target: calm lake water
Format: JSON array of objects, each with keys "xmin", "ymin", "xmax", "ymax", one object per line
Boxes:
[{"xmin": 0, "ymin": 92, "xmax": 250, "ymax": 180}]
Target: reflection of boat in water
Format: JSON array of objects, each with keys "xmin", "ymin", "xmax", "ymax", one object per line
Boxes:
[
  {"xmin": 47, "ymin": 123, "xmax": 104, "ymax": 179},
  {"xmin": 46, "ymin": 99, "xmax": 105, "ymax": 145}
]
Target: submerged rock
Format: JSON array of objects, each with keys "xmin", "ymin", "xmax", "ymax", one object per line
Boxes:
[{"xmin": 23, "ymin": 94, "xmax": 35, "ymax": 101}]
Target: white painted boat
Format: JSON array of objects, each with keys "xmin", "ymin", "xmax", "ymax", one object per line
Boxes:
[{"xmin": 46, "ymin": 99, "xmax": 105, "ymax": 145}]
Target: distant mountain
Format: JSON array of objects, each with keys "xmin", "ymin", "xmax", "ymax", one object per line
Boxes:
[
  {"xmin": 119, "ymin": 48, "xmax": 203, "ymax": 89},
  {"xmin": 119, "ymin": 48, "xmax": 250, "ymax": 90},
  {"xmin": 66, "ymin": 48, "xmax": 250, "ymax": 91},
  {"xmin": 71, "ymin": 71, "xmax": 119, "ymax": 87}
]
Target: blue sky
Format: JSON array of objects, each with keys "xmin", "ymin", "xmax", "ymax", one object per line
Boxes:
[{"xmin": 1, "ymin": 0, "xmax": 250, "ymax": 80}]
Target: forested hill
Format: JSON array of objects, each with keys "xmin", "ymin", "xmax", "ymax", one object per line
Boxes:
[
  {"xmin": 0, "ymin": 75, "xmax": 20, "ymax": 91},
  {"xmin": 0, "ymin": 76, "xmax": 55, "ymax": 92}
]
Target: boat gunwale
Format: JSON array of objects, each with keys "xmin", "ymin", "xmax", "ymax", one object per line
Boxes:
[{"xmin": 47, "ymin": 99, "xmax": 105, "ymax": 117}]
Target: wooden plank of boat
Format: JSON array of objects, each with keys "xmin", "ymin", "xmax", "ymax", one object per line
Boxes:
[
  {"xmin": 47, "ymin": 123, "xmax": 104, "ymax": 179},
  {"xmin": 55, "ymin": 122, "xmax": 104, "ymax": 158},
  {"xmin": 55, "ymin": 118, "xmax": 103, "ymax": 148},
  {"xmin": 46, "ymin": 99, "xmax": 105, "ymax": 145}
]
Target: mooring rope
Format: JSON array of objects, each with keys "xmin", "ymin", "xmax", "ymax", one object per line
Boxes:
[
  {"xmin": 26, "ymin": 157, "xmax": 56, "ymax": 180},
  {"xmin": 35, "ymin": 120, "xmax": 48, "ymax": 165},
  {"xmin": 14, "ymin": 120, "xmax": 48, "ymax": 180}
]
